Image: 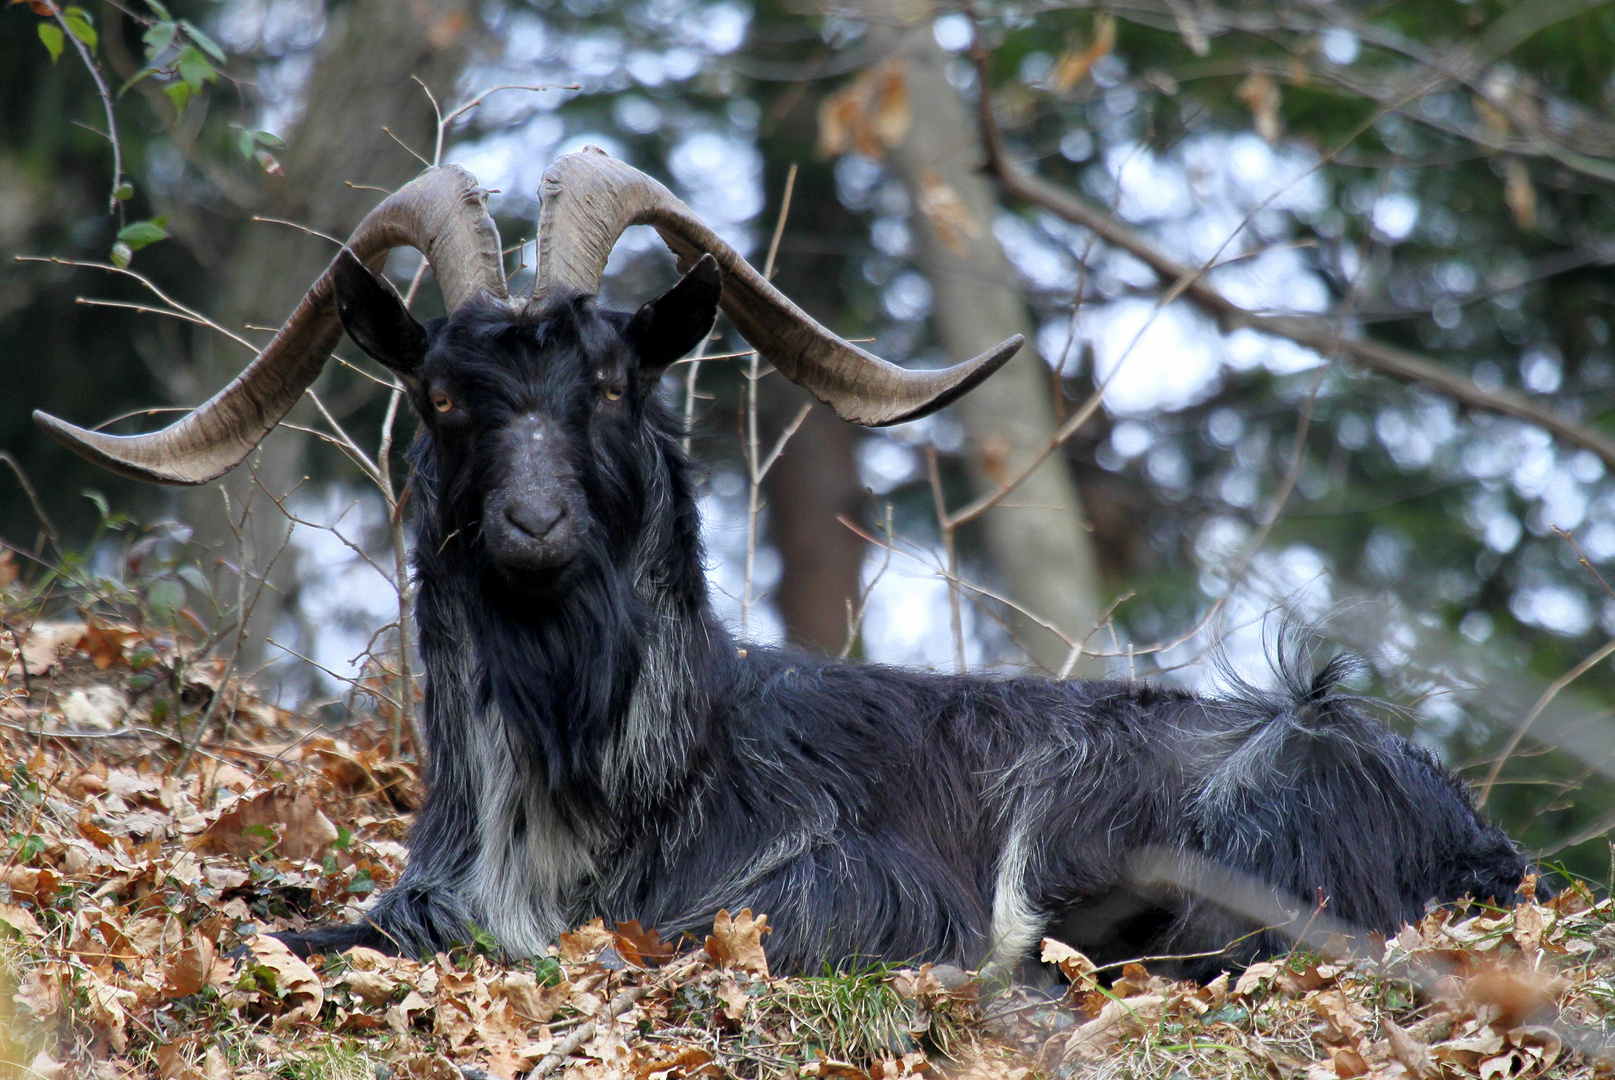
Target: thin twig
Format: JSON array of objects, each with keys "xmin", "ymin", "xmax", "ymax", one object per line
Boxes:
[
  {"xmin": 250, "ymin": 216, "xmax": 343, "ymax": 246},
  {"xmin": 381, "ymin": 126, "xmax": 430, "ymax": 168},
  {"xmin": 926, "ymin": 447, "xmax": 966, "ymax": 674},
  {"xmin": 45, "ymin": 1, "xmax": 124, "ymax": 213},
  {"xmin": 19, "ymin": 256, "xmax": 259, "ymax": 353},
  {"xmin": 0, "ymin": 453, "xmax": 60, "ymax": 554},
  {"xmin": 530, "ymin": 987, "xmax": 647, "ymax": 1078},
  {"xmin": 1477, "ymin": 637, "xmax": 1615, "ymax": 808},
  {"xmin": 740, "ymin": 165, "xmax": 798, "ymax": 638}
]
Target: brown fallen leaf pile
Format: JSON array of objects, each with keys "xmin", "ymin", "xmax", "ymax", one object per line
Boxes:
[{"xmin": 2, "ymin": 613, "xmax": 1614, "ymax": 1079}]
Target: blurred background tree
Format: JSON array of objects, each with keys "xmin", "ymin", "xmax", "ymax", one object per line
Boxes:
[{"xmin": 5, "ymin": 0, "xmax": 1615, "ymax": 881}]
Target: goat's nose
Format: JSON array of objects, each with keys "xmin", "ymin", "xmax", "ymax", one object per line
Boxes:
[{"xmin": 504, "ymin": 501, "xmax": 566, "ymax": 540}]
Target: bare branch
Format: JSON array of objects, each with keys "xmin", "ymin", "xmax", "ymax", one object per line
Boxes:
[
  {"xmin": 964, "ymin": 40, "xmax": 1615, "ymax": 471},
  {"xmin": 44, "ymin": 1, "xmax": 124, "ymax": 213}
]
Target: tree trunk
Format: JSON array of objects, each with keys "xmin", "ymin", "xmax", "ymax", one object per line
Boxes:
[
  {"xmin": 183, "ymin": 0, "xmax": 480, "ymax": 687},
  {"xmin": 749, "ymin": 11, "xmax": 874, "ymax": 656},
  {"xmin": 866, "ymin": 15, "xmax": 1107, "ymax": 674},
  {"xmin": 760, "ymin": 393, "xmax": 867, "ymax": 654}
]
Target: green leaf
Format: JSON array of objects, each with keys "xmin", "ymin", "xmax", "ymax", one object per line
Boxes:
[
  {"xmin": 235, "ymin": 128, "xmax": 255, "ymax": 160},
  {"xmin": 108, "ymin": 241, "xmax": 132, "ymax": 268},
  {"xmin": 37, "ymin": 23, "xmax": 63, "ymax": 63},
  {"xmin": 244, "ymin": 823, "xmax": 278, "ymax": 844},
  {"xmin": 146, "ymin": 0, "xmax": 172, "ymax": 20},
  {"xmin": 116, "ymin": 217, "xmax": 169, "ymax": 252},
  {"xmin": 250, "ymin": 129, "xmax": 286, "ymax": 149},
  {"xmin": 142, "ymin": 19, "xmax": 175, "ymax": 55},
  {"xmin": 117, "ymin": 65, "xmax": 160, "ymax": 97},
  {"xmin": 175, "ymin": 44, "xmax": 213, "ymax": 90},
  {"xmin": 178, "ymin": 19, "xmax": 225, "ymax": 64},
  {"xmin": 83, "ymin": 490, "xmax": 111, "ymax": 519},
  {"xmin": 113, "ymin": 181, "xmax": 134, "ymax": 201},
  {"xmin": 334, "ymin": 825, "xmax": 353, "ymax": 851},
  {"xmin": 164, "ymin": 81, "xmax": 191, "ymax": 113},
  {"xmin": 147, "ymin": 578, "xmax": 183, "ymax": 620},
  {"xmin": 63, "ymin": 7, "xmax": 96, "ymax": 50}
]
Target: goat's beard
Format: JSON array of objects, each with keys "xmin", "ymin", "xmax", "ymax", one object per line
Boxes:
[{"xmin": 482, "ymin": 550, "xmax": 590, "ymax": 604}]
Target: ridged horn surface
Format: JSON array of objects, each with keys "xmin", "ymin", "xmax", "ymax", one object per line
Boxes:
[
  {"xmin": 534, "ymin": 147, "xmax": 1019, "ymax": 427},
  {"xmin": 34, "ymin": 165, "xmax": 508, "ymax": 486}
]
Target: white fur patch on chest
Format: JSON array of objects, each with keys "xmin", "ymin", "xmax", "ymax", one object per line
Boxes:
[{"xmin": 465, "ymin": 710, "xmax": 596, "ymax": 957}]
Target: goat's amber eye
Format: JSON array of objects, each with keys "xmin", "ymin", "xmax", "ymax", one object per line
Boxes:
[
  {"xmin": 431, "ymin": 393, "xmax": 453, "ymax": 413},
  {"xmin": 603, "ymin": 383, "xmax": 624, "ymax": 402}
]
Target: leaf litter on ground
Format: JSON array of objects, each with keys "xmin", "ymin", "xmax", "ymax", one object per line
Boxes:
[{"xmin": 1, "ymin": 608, "xmax": 1614, "ymax": 1079}]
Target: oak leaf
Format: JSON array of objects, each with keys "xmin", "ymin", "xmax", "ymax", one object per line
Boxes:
[
  {"xmin": 246, "ymin": 934, "xmax": 325, "ymax": 1027},
  {"xmin": 704, "ymin": 909, "xmax": 770, "ymax": 977}
]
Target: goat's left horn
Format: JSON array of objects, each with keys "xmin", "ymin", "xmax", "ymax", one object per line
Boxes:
[
  {"xmin": 533, "ymin": 147, "xmax": 1020, "ymax": 427},
  {"xmin": 34, "ymin": 165, "xmax": 508, "ymax": 486}
]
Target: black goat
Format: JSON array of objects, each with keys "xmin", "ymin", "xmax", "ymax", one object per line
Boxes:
[
  {"xmin": 35, "ymin": 151, "xmax": 1532, "ymax": 980},
  {"xmin": 292, "ymin": 256, "xmax": 1527, "ymax": 978}
]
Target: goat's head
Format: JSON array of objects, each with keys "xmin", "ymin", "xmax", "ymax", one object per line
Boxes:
[
  {"xmin": 334, "ymin": 247, "xmax": 721, "ymax": 594},
  {"xmin": 32, "ymin": 148, "xmax": 1023, "ymax": 516}
]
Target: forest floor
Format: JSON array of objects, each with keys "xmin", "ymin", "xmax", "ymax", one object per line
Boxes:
[{"xmin": 2, "ymin": 603, "xmax": 1613, "ymax": 1080}]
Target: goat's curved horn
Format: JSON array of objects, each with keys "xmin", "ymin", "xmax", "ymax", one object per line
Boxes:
[
  {"xmin": 534, "ymin": 147, "xmax": 1020, "ymax": 427},
  {"xmin": 33, "ymin": 165, "xmax": 508, "ymax": 486}
]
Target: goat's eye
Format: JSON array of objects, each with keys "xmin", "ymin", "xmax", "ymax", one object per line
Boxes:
[
  {"xmin": 431, "ymin": 392, "xmax": 454, "ymax": 413},
  {"xmin": 603, "ymin": 382, "xmax": 625, "ymax": 402}
]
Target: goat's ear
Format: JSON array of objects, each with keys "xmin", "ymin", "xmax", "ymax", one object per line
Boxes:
[
  {"xmin": 334, "ymin": 248, "xmax": 429, "ymax": 384},
  {"xmin": 626, "ymin": 253, "xmax": 722, "ymax": 378}
]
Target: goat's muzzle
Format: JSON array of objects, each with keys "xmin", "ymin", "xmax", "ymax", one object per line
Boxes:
[{"xmin": 482, "ymin": 414, "xmax": 585, "ymax": 584}]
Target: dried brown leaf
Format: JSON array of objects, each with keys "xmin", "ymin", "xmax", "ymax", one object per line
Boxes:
[
  {"xmin": 1328, "ymin": 1046, "xmax": 1368, "ymax": 1078},
  {"xmin": 82, "ymin": 970, "xmax": 136, "ymax": 1053},
  {"xmin": 162, "ymin": 931, "xmax": 225, "ymax": 999},
  {"xmin": 915, "ymin": 168, "xmax": 978, "ymax": 256},
  {"xmin": 0, "ymin": 902, "xmax": 44, "ymax": 942},
  {"xmin": 82, "ymin": 617, "xmax": 134, "ymax": 669},
  {"xmin": 1236, "ymin": 72, "xmax": 1283, "ymax": 144},
  {"xmin": 635, "ymin": 1046, "xmax": 718, "ymax": 1079},
  {"xmin": 1382, "ymin": 1017, "xmax": 1437, "ymax": 1080},
  {"xmin": 559, "ymin": 917, "xmax": 614, "ymax": 963},
  {"xmin": 801, "ymin": 1062, "xmax": 870, "ymax": 1079},
  {"xmin": 1504, "ymin": 158, "xmax": 1536, "ymax": 232},
  {"xmin": 614, "ymin": 918, "xmax": 678, "ymax": 967},
  {"xmin": 490, "ymin": 968, "xmax": 570, "ymax": 1024},
  {"xmin": 704, "ymin": 908, "xmax": 770, "ymax": 976},
  {"xmin": 392, "ymin": 1053, "xmax": 461, "ymax": 1080},
  {"xmin": 1234, "ymin": 960, "xmax": 1282, "ymax": 997},
  {"xmin": 247, "ymin": 934, "xmax": 325, "ymax": 1027},
  {"xmin": 1052, "ymin": 14, "xmax": 1115, "ymax": 91},
  {"xmin": 1310, "ymin": 988, "xmax": 1368, "ymax": 1044},
  {"xmin": 207, "ymin": 785, "xmax": 338, "ymax": 862},
  {"xmin": 1040, "ymin": 938, "xmax": 1097, "ymax": 987},
  {"xmin": 1063, "ymin": 994, "xmax": 1164, "ymax": 1060},
  {"xmin": 817, "ymin": 60, "xmax": 909, "ymax": 160},
  {"xmin": 2, "ymin": 621, "xmax": 85, "ymax": 675}
]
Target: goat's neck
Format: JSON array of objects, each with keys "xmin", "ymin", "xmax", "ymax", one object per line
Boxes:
[{"xmin": 411, "ymin": 501, "xmax": 723, "ymax": 814}]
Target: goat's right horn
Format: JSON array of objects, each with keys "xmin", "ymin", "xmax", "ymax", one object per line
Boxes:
[
  {"xmin": 533, "ymin": 147, "xmax": 1020, "ymax": 427},
  {"xmin": 34, "ymin": 165, "xmax": 508, "ymax": 486}
]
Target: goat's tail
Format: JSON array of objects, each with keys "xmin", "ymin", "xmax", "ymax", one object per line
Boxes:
[{"xmin": 1163, "ymin": 649, "xmax": 1531, "ymax": 973}]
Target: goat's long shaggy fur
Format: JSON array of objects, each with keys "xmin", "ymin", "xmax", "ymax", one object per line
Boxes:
[{"xmin": 285, "ymin": 293, "xmax": 1531, "ymax": 979}]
